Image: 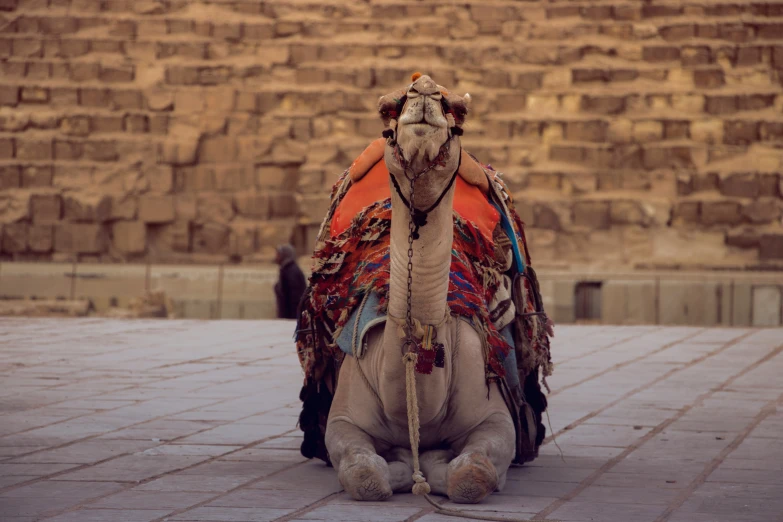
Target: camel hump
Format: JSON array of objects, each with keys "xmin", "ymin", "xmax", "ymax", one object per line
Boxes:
[
  {"xmin": 348, "ymin": 139, "xmax": 386, "ymax": 182},
  {"xmin": 331, "ymin": 159, "xmax": 499, "ymax": 241}
]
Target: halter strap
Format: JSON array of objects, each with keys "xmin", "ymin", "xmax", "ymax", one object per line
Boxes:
[{"xmin": 389, "ymin": 148, "xmax": 461, "ymax": 240}]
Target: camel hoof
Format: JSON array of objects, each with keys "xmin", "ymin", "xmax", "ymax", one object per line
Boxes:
[
  {"xmin": 339, "ymin": 453, "xmax": 393, "ymax": 501},
  {"xmin": 446, "ymin": 453, "xmax": 498, "ymax": 504}
]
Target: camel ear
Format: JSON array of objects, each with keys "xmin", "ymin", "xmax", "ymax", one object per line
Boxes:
[
  {"xmin": 377, "ymin": 88, "xmax": 406, "ymax": 127},
  {"xmin": 445, "ymin": 92, "xmax": 469, "ymax": 127}
]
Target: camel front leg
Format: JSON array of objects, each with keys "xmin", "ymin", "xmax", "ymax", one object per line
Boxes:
[
  {"xmin": 382, "ymin": 447, "xmax": 415, "ymax": 493},
  {"xmin": 419, "ymin": 448, "xmax": 455, "ymax": 497},
  {"xmin": 446, "ymin": 412, "xmax": 516, "ymax": 504},
  {"xmin": 326, "ymin": 418, "xmax": 393, "ymax": 501}
]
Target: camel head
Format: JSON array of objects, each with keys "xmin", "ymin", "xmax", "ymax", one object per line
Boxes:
[{"xmin": 379, "ymin": 73, "xmax": 470, "ymax": 209}]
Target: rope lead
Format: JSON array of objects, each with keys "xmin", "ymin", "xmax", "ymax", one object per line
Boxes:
[{"xmin": 403, "ymin": 351, "xmax": 432, "ymax": 496}]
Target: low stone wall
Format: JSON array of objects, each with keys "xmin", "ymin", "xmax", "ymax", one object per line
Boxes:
[
  {"xmin": 1, "ymin": 0, "xmax": 782, "ymax": 270},
  {"xmin": 2, "ymin": 261, "xmax": 780, "ymax": 325}
]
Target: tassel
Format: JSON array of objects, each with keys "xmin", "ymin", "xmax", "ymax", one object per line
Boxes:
[{"xmin": 411, "ymin": 209, "xmax": 428, "ymax": 240}]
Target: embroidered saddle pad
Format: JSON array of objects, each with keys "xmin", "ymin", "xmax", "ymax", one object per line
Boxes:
[
  {"xmin": 331, "ymin": 156, "xmax": 500, "ymax": 241},
  {"xmin": 295, "ymin": 142, "xmax": 553, "ymax": 466}
]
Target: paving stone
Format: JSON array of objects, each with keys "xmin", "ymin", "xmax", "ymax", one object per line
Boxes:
[
  {"xmin": 297, "ymin": 504, "xmax": 421, "ymax": 521},
  {"xmin": 169, "ymin": 506, "xmax": 292, "ymax": 521},
  {"xmin": 56, "ymin": 454, "xmax": 210, "ymax": 482},
  {"xmin": 574, "ymin": 484, "xmax": 680, "ymax": 505},
  {"xmin": 0, "ymin": 462, "xmax": 78, "ymax": 476},
  {"xmin": 134, "ymin": 473, "xmax": 250, "ymax": 493},
  {"xmin": 138, "ymin": 444, "xmax": 242, "ymax": 457},
  {"xmin": 207, "ymin": 487, "xmax": 335, "ymax": 511},
  {"xmin": 0, "ymin": 480, "xmax": 125, "ymax": 499},
  {"xmin": 219, "ymin": 448, "xmax": 307, "ymax": 463},
  {"xmin": 0, "ymin": 480, "xmax": 127, "ymax": 518},
  {"xmin": 178, "ymin": 423, "xmax": 293, "ymax": 445},
  {"xmin": 549, "ymin": 500, "xmax": 667, "ymax": 521},
  {"xmin": 677, "ymin": 483, "xmax": 783, "ymax": 519},
  {"xmin": 44, "ymin": 509, "xmax": 174, "ymax": 522},
  {"xmin": 88, "ymin": 490, "xmax": 214, "ymax": 510},
  {"xmin": 9, "ymin": 439, "xmax": 158, "ymax": 464},
  {"xmin": 707, "ymin": 467, "xmax": 783, "ymax": 485},
  {"xmin": 0, "ymin": 320, "xmax": 780, "ymax": 522}
]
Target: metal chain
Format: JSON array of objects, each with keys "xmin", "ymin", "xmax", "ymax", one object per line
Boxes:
[
  {"xmin": 405, "ymin": 171, "xmax": 416, "ymax": 348},
  {"xmin": 395, "ymin": 137, "xmax": 453, "ymax": 351}
]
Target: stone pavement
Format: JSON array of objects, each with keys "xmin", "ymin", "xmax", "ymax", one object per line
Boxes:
[{"xmin": 0, "ymin": 319, "xmax": 781, "ymax": 522}]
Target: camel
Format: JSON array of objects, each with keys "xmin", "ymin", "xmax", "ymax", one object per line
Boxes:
[{"xmin": 322, "ymin": 74, "xmax": 533, "ymax": 504}]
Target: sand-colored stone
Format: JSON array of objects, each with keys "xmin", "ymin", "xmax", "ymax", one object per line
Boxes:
[{"xmin": 0, "ymin": 1, "xmax": 778, "ymax": 270}]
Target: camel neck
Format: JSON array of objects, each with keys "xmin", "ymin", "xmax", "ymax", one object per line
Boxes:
[{"xmin": 387, "ymin": 179, "xmax": 454, "ymax": 326}]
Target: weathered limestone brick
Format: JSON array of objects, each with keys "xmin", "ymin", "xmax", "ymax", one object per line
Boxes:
[
  {"xmin": 581, "ymin": 95, "xmax": 626, "ymax": 114},
  {"xmin": 701, "ymin": 201, "xmax": 742, "ymax": 226},
  {"xmin": 610, "ymin": 200, "xmax": 655, "ymax": 226},
  {"xmin": 2, "ymin": 222, "xmax": 27, "ymax": 253},
  {"xmin": 724, "ymin": 121, "xmax": 758, "ymax": 145},
  {"xmin": 55, "ymin": 223, "xmax": 108, "ymax": 253},
  {"xmin": 234, "ymin": 192, "xmax": 270, "ymax": 219},
  {"xmin": 192, "ymin": 222, "xmax": 229, "ymax": 254},
  {"xmin": 721, "ymin": 173, "xmax": 759, "ymax": 198},
  {"xmin": 573, "ymin": 201, "xmax": 610, "ymax": 229},
  {"xmin": 112, "ymin": 221, "xmax": 146, "ymax": 254},
  {"xmin": 299, "ymin": 194, "xmax": 330, "ymax": 224},
  {"xmin": 760, "ymin": 235, "xmax": 783, "ymax": 261},
  {"xmin": 691, "ymin": 119, "xmax": 723, "ymax": 143},
  {"xmin": 229, "ymin": 220, "xmax": 258, "ymax": 256},
  {"xmin": 632, "ymin": 121, "xmax": 663, "ymax": 142},
  {"xmin": 672, "ymin": 201, "xmax": 700, "ymax": 224},
  {"xmin": 63, "ymin": 193, "xmax": 112, "ymax": 222},
  {"xmin": 15, "ymin": 139, "xmax": 52, "ymax": 160},
  {"xmin": 742, "ymin": 199, "xmax": 781, "ymax": 223},
  {"xmin": 693, "ymin": 69, "xmax": 725, "ymax": 89},
  {"xmin": 138, "ymin": 195, "xmax": 175, "ymax": 224},
  {"xmin": 269, "ymin": 192, "xmax": 298, "ymax": 218},
  {"xmin": 0, "ymin": 86, "xmax": 19, "ymax": 106},
  {"xmin": 31, "ymin": 194, "xmax": 62, "ymax": 223},
  {"xmin": 0, "ymin": 0, "xmax": 778, "ymax": 269},
  {"xmin": 28, "ymin": 224, "xmax": 53, "ymax": 253},
  {"xmin": 196, "ymin": 193, "xmax": 234, "ymax": 225},
  {"xmin": 0, "ymin": 166, "xmax": 20, "ymax": 190},
  {"xmin": 111, "ymin": 196, "xmax": 136, "ymax": 220},
  {"xmin": 534, "ymin": 201, "xmax": 571, "ymax": 231},
  {"xmin": 213, "ymin": 166, "xmax": 254, "ymax": 192}
]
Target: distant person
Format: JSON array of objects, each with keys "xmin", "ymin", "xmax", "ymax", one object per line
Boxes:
[{"xmin": 274, "ymin": 244, "xmax": 306, "ymax": 320}]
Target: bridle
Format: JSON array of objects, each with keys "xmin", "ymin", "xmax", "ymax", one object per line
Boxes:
[
  {"xmin": 388, "ymin": 139, "xmax": 460, "ymax": 241},
  {"xmin": 383, "ymin": 113, "xmax": 460, "ymax": 357}
]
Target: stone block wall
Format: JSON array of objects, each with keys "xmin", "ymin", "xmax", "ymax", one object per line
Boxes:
[{"xmin": 0, "ymin": 0, "xmax": 782, "ymax": 269}]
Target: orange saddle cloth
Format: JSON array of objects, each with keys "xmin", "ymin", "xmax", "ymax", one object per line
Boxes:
[{"xmin": 331, "ymin": 160, "xmax": 500, "ymax": 240}]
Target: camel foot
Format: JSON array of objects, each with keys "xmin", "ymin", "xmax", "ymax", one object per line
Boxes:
[
  {"xmin": 446, "ymin": 452, "xmax": 498, "ymax": 504},
  {"xmin": 384, "ymin": 448, "xmax": 414, "ymax": 493},
  {"xmin": 339, "ymin": 453, "xmax": 393, "ymax": 501}
]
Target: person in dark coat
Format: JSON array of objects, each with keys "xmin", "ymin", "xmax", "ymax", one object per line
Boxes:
[{"xmin": 274, "ymin": 244, "xmax": 306, "ymax": 320}]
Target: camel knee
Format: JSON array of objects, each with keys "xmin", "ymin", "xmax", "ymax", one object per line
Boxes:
[
  {"xmin": 446, "ymin": 452, "xmax": 498, "ymax": 504},
  {"xmin": 338, "ymin": 452, "xmax": 393, "ymax": 501}
]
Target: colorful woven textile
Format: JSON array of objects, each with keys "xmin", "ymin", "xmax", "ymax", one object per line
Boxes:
[
  {"xmin": 296, "ymin": 167, "xmax": 551, "ymax": 384},
  {"xmin": 295, "ymin": 157, "xmax": 553, "ymax": 466}
]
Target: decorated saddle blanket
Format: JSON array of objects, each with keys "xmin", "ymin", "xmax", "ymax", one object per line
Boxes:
[
  {"xmin": 334, "ymin": 291, "xmax": 521, "ymax": 389},
  {"xmin": 294, "ymin": 142, "xmax": 553, "ymax": 465},
  {"xmin": 295, "ymin": 146, "xmax": 552, "ymax": 384}
]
